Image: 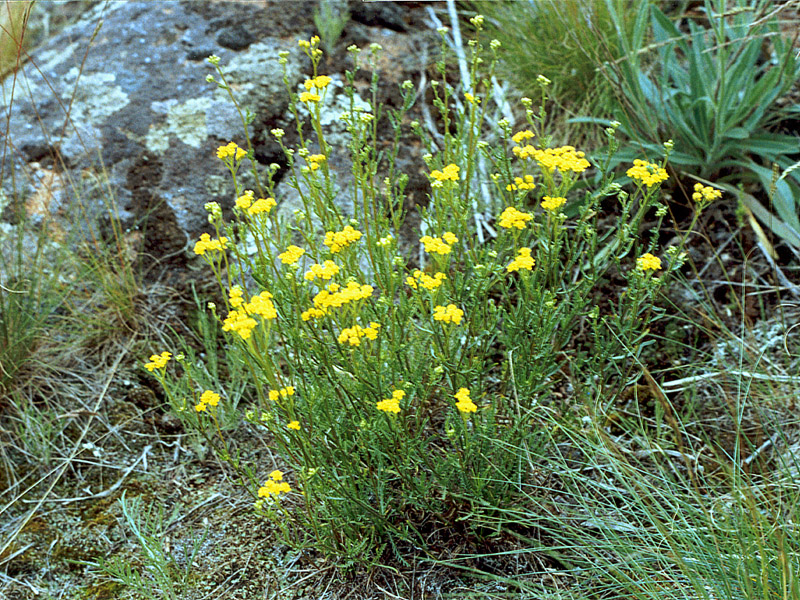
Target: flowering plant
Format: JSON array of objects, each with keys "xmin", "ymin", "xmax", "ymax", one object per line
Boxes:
[{"xmin": 146, "ymin": 25, "xmax": 702, "ymax": 564}]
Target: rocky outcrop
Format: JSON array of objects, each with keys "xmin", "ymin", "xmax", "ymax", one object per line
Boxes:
[{"xmin": 0, "ymin": 0, "xmax": 435, "ymax": 276}]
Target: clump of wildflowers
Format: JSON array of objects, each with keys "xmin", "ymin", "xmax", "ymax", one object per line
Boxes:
[
  {"xmin": 498, "ymin": 206, "xmax": 533, "ymax": 229},
  {"xmin": 144, "ymin": 351, "xmax": 171, "ymax": 372},
  {"xmin": 376, "ymin": 390, "xmax": 405, "ymax": 414},
  {"xmin": 507, "ymin": 248, "xmax": 535, "ymax": 273},
  {"xmin": 287, "ymin": 421, "xmax": 301, "ymax": 431},
  {"xmin": 433, "ymin": 304, "xmax": 464, "ymax": 325},
  {"xmin": 302, "ymin": 282, "xmax": 374, "ymax": 320},
  {"xmin": 193, "ymin": 233, "xmax": 228, "ymax": 255},
  {"xmin": 627, "ymin": 159, "xmax": 669, "ymax": 187},
  {"xmin": 248, "ymin": 197, "xmax": 277, "ymax": 216},
  {"xmin": 454, "ymin": 388, "xmax": 477, "ymax": 414},
  {"xmin": 195, "ymin": 390, "xmax": 221, "ymax": 412},
  {"xmin": 420, "ymin": 233, "xmax": 458, "ymax": 255},
  {"xmin": 636, "ymin": 253, "xmax": 662, "ymax": 272},
  {"xmin": 324, "ymin": 225, "xmax": 363, "ymax": 253}
]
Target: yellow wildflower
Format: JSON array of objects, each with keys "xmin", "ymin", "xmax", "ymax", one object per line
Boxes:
[
  {"xmin": 511, "ymin": 130, "xmax": 534, "ymax": 144},
  {"xmin": 248, "ymin": 197, "xmax": 277, "ymax": 215},
  {"xmin": 429, "ymin": 163, "xmax": 460, "ymax": 187},
  {"xmin": 144, "ymin": 351, "xmax": 171, "ymax": 372},
  {"xmin": 406, "ymin": 270, "xmax": 446, "ymax": 290},
  {"xmin": 258, "ymin": 470, "xmax": 291, "ymax": 497},
  {"xmin": 235, "ymin": 189, "xmax": 254, "ymax": 210},
  {"xmin": 278, "ymin": 245, "xmax": 305, "ymax": 265},
  {"xmin": 464, "ymin": 92, "xmax": 480, "ymax": 104},
  {"xmin": 193, "ymin": 233, "xmax": 228, "ymax": 256},
  {"xmin": 498, "ymin": 206, "xmax": 533, "ymax": 229},
  {"xmin": 216, "ymin": 142, "xmax": 246, "ymax": 161},
  {"xmin": 636, "ymin": 253, "xmax": 662, "ymax": 271},
  {"xmin": 287, "ymin": 421, "xmax": 301, "ymax": 431},
  {"xmin": 531, "ymin": 146, "xmax": 590, "ymax": 173},
  {"xmin": 507, "ymin": 247, "xmax": 535, "ymax": 273},
  {"xmin": 420, "ymin": 233, "xmax": 457, "ymax": 255},
  {"xmin": 541, "ymin": 196, "xmax": 567, "ymax": 212},
  {"xmin": 433, "ymin": 304, "xmax": 464, "ymax": 325},
  {"xmin": 692, "ymin": 183, "xmax": 722, "ymax": 205},
  {"xmin": 300, "ymin": 91, "xmax": 321, "ymax": 103},
  {"xmin": 304, "ymin": 75, "xmax": 332, "ymax": 90},
  {"xmin": 455, "ymin": 387, "xmax": 477, "ymax": 413},
  {"xmin": 626, "ymin": 159, "xmax": 668, "ymax": 188},
  {"xmin": 195, "ymin": 389, "xmax": 221, "ymax": 412},
  {"xmin": 304, "ymin": 260, "xmax": 340, "ymax": 282},
  {"xmin": 506, "ymin": 175, "xmax": 535, "ymax": 192},
  {"xmin": 337, "ymin": 322, "xmax": 381, "ymax": 347},
  {"xmin": 324, "ymin": 225, "xmax": 363, "ymax": 253}
]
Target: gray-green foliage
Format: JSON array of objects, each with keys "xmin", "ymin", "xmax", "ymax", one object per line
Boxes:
[
  {"xmin": 591, "ymin": 0, "xmax": 800, "ymax": 248},
  {"xmin": 313, "ymin": 0, "xmax": 350, "ymax": 54},
  {"xmin": 93, "ymin": 492, "xmax": 208, "ymax": 600}
]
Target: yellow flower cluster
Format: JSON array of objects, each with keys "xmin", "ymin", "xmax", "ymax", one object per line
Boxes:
[
  {"xmin": 511, "ymin": 129, "xmax": 534, "ymax": 145},
  {"xmin": 692, "ymin": 183, "xmax": 722, "ymax": 204},
  {"xmin": 193, "ymin": 233, "xmax": 228, "ymax": 255},
  {"xmin": 301, "ymin": 282, "xmax": 374, "ymax": 320},
  {"xmin": 506, "ymin": 175, "xmax": 535, "ymax": 191},
  {"xmin": 531, "ymin": 146, "xmax": 590, "ymax": 174},
  {"xmin": 216, "ymin": 141, "xmax": 246, "ymax": 162},
  {"xmin": 454, "ymin": 387, "xmax": 477, "ymax": 413},
  {"xmin": 304, "ymin": 260, "xmax": 340, "ymax": 281},
  {"xmin": 304, "ymin": 75, "xmax": 332, "ymax": 90},
  {"xmin": 278, "ymin": 245, "xmax": 305, "ymax": 265},
  {"xmin": 300, "ymin": 91, "xmax": 321, "ymax": 103},
  {"xmin": 144, "ymin": 351, "xmax": 171, "ymax": 372},
  {"xmin": 429, "ymin": 164, "xmax": 460, "ymax": 187},
  {"xmin": 248, "ymin": 197, "xmax": 277, "ymax": 216},
  {"xmin": 636, "ymin": 253, "xmax": 662, "ymax": 271},
  {"xmin": 222, "ymin": 290, "xmax": 277, "ymax": 340},
  {"xmin": 627, "ymin": 160, "xmax": 668, "ymax": 188},
  {"xmin": 338, "ymin": 322, "xmax": 381, "ymax": 346},
  {"xmin": 305, "ymin": 153, "xmax": 326, "ymax": 171},
  {"xmin": 195, "ymin": 390, "xmax": 220, "ymax": 412},
  {"xmin": 235, "ymin": 189, "xmax": 254, "ymax": 210},
  {"xmin": 541, "ymin": 196, "xmax": 567, "ymax": 212},
  {"xmin": 287, "ymin": 420, "xmax": 300, "ymax": 430},
  {"xmin": 376, "ymin": 390, "xmax": 405, "ymax": 414},
  {"xmin": 507, "ymin": 247, "xmax": 535, "ymax": 272},
  {"xmin": 512, "ymin": 144, "xmax": 536, "ymax": 160},
  {"xmin": 464, "ymin": 92, "xmax": 480, "ymax": 104},
  {"xmin": 269, "ymin": 386, "xmax": 295, "ymax": 401},
  {"xmin": 324, "ymin": 225, "xmax": 363, "ymax": 253},
  {"xmin": 498, "ymin": 206, "xmax": 533, "ymax": 229},
  {"xmin": 420, "ymin": 232, "xmax": 458, "ymax": 255},
  {"xmin": 406, "ymin": 270, "xmax": 446, "ymax": 290},
  {"xmin": 433, "ymin": 304, "xmax": 464, "ymax": 325},
  {"xmin": 258, "ymin": 470, "xmax": 291, "ymax": 498}
]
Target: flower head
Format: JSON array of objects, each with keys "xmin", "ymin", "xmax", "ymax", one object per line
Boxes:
[
  {"xmin": 541, "ymin": 196, "xmax": 567, "ymax": 212},
  {"xmin": 636, "ymin": 253, "xmax": 662, "ymax": 272},
  {"xmin": 455, "ymin": 387, "xmax": 477, "ymax": 413},
  {"xmin": 195, "ymin": 389, "xmax": 221, "ymax": 412},
  {"xmin": 626, "ymin": 160, "xmax": 669, "ymax": 188},
  {"xmin": 278, "ymin": 245, "xmax": 305, "ymax": 265},
  {"xmin": 433, "ymin": 304, "xmax": 464, "ymax": 325},
  {"xmin": 144, "ymin": 351, "xmax": 171, "ymax": 372},
  {"xmin": 193, "ymin": 233, "xmax": 228, "ymax": 256},
  {"xmin": 507, "ymin": 247, "xmax": 535, "ymax": 273},
  {"xmin": 692, "ymin": 183, "xmax": 722, "ymax": 205},
  {"xmin": 498, "ymin": 206, "xmax": 533, "ymax": 229}
]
